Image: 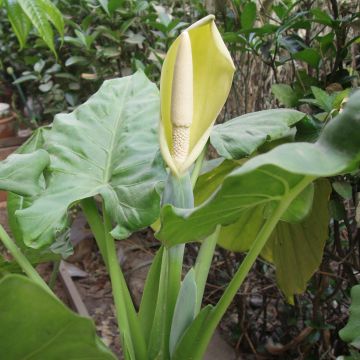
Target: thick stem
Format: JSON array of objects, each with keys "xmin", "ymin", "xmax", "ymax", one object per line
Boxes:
[
  {"xmin": 102, "ymin": 203, "xmax": 147, "ymax": 360},
  {"xmin": 0, "ymin": 224, "xmax": 52, "ymax": 295},
  {"xmin": 194, "ymin": 225, "xmax": 220, "ymax": 314}
]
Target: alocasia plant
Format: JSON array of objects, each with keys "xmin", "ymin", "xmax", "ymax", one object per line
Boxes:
[{"xmin": 0, "ymin": 14, "xmax": 359, "ymax": 360}]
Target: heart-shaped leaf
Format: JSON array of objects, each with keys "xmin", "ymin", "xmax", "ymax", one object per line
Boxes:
[
  {"xmin": 210, "ymin": 109, "xmax": 305, "ymax": 159},
  {"xmin": 17, "ymin": 72, "xmax": 166, "ymax": 248},
  {"xmin": 0, "ymin": 274, "xmax": 116, "ymax": 359}
]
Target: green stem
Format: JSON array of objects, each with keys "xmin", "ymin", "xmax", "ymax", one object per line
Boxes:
[
  {"xmin": 48, "ymin": 260, "xmax": 60, "ymax": 290},
  {"xmin": 0, "ymin": 224, "xmax": 52, "ymax": 295},
  {"xmin": 194, "ymin": 225, "xmax": 220, "ymax": 315},
  {"xmin": 193, "ymin": 176, "xmax": 314, "ymax": 358},
  {"xmin": 102, "ymin": 203, "xmax": 147, "ymax": 360},
  {"xmin": 190, "ymin": 144, "xmax": 207, "ymax": 189}
]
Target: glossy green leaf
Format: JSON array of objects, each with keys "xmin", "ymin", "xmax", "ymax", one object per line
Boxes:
[
  {"xmin": 4, "ymin": 0, "xmax": 31, "ymax": 48},
  {"xmin": 0, "ymin": 275, "xmax": 116, "ymax": 359},
  {"xmin": 272, "ymin": 84, "xmax": 299, "ymax": 107},
  {"xmin": 210, "ymin": 109, "xmax": 305, "ymax": 159},
  {"xmin": 156, "ymin": 90, "xmax": 360, "ymax": 247},
  {"xmin": 339, "ymin": 285, "xmax": 360, "ymax": 349},
  {"xmin": 16, "ymin": 72, "xmax": 166, "ymax": 249},
  {"xmin": 169, "ymin": 268, "xmax": 197, "ymax": 356},
  {"xmin": 0, "ymin": 150, "xmax": 49, "ymax": 197}
]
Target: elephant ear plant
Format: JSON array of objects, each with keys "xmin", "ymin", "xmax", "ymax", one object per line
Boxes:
[{"xmin": 0, "ymin": 15, "xmax": 360, "ymax": 359}]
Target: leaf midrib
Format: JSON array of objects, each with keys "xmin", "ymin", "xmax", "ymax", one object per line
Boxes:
[{"xmin": 103, "ymin": 77, "xmax": 131, "ymax": 184}]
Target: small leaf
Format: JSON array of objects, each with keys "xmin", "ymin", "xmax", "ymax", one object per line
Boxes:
[
  {"xmin": 311, "ymin": 86, "xmax": 333, "ymax": 112},
  {"xmin": 272, "ymin": 84, "xmax": 299, "ymax": 107},
  {"xmin": 241, "ymin": 2, "xmax": 257, "ymax": 29},
  {"xmin": 340, "ymin": 285, "xmax": 360, "ymax": 348},
  {"xmin": 170, "ymin": 268, "xmax": 197, "ymax": 355},
  {"xmin": 65, "ymin": 56, "xmax": 88, "ymax": 67},
  {"xmin": 38, "ymin": 81, "xmax": 53, "ymax": 92},
  {"xmin": 0, "ymin": 275, "xmax": 116, "ymax": 359},
  {"xmin": 333, "ymin": 181, "xmax": 352, "ymax": 200},
  {"xmin": 293, "ymin": 48, "xmax": 321, "ymax": 68}
]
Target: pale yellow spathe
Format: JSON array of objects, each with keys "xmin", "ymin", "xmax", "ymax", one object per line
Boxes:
[{"xmin": 160, "ymin": 15, "xmax": 235, "ymax": 176}]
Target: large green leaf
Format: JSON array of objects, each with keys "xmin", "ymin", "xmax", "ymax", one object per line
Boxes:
[
  {"xmin": 3, "ymin": 127, "xmax": 61, "ymax": 272},
  {"xmin": 0, "ymin": 150, "xmax": 49, "ymax": 197},
  {"xmin": 210, "ymin": 109, "xmax": 305, "ymax": 159},
  {"xmin": 17, "ymin": 72, "xmax": 166, "ymax": 249},
  {"xmin": 265, "ymin": 181, "xmax": 329, "ymax": 299},
  {"xmin": 339, "ymin": 285, "xmax": 360, "ymax": 349},
  {"xmin": 0, "ymin": 274, "xmax": 116, "ymax": 359},
  {"xmin": 156, "ymin": 90, "xmax": 360, "ymax": 247},
  {"xmin": 4, "ymin": 0, "xmax": 31, "ymax": 49},
  {"xmin": 264, "ymin": 180, "xmax": 330, "ymax": 299}
]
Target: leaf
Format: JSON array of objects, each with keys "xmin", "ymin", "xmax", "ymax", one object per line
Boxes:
[
  {"xmin": 172, "ymin": 305, "xmax": 213, "ymax": 360},
  {"xmin": 340, "ymin": 285, "xmax": 360, "ymax": 349},
  {"xmin": 4, "ymin": 0, "xmax": 31, "ymax": 48},
  {"xmin": 333, "ymin": 181, "xmax": 352, "ymax": 200},
  {"xmin": 65, "ymin": 56, "xmax": 88, "ymax": 67},
  {"xmin": 38, "ymin": 0, "xmax": 64, "ymax": 39},
  {"xmin": 272, "ymin": 84, "xmax": 299, "ymax": 107},
  {"xmin": 293, "ymin": 48, "xmax": 321, "ymax": 68},
  {"xmin": 16, "ymin": 72, "xmax": 166, "ymax": 249},
  {"xmin": 311, "ymin": 8, "xmax": 333, "ymax": 26},
  {"xmin": 261, "ymin": 180, "xmax": 331, "ymax": 300},
  {"xmin": 241, "ymin": 2, "xmax": 257, "ymax": 29},
  {"xmin": 4, "ymin": 128, "xmax": 61, "ymax": 271},
  {"xmin": 311, "ymin": 86, "xmax": 333, "ymax": 112},
  {"xmin": 0, "ymin": 150, "xmax": 49, "ymax": 196},
  {"xmin": 169, "ymin": 268, "xmax": 197, "ymax": 356},
  {"xmin": 138, "ymin": 246, "xmax": 164, "ymax": 346},
  {"xmin": 210, "ymin": 109, "xmax": 305, "ymax": 159},
  {"xmin": 18, "ymin": 0, "xmax": 56, "ymax": 54},
  {"xmin": 156, "ymin": 90, "xmax": 360, "ymax": 247},
  {"xmin": 0, "ymin": 275, "xmax": 116, "ymax": 359}
]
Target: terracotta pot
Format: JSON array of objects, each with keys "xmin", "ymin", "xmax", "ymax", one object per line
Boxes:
[{"xmin": 0, "ymin": 112, "xmax": 16, "ymax": 139}]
